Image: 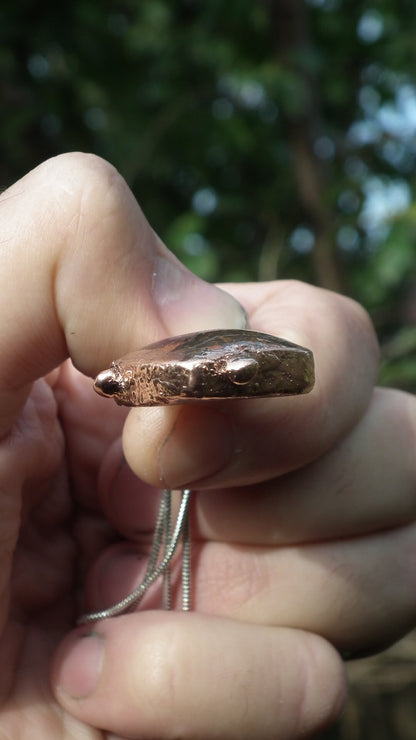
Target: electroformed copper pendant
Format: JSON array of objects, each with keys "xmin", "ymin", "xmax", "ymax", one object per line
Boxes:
[
  {"xmin": 78, "ymin": 329, "xmax": 314, "ymax": 625},
  {"xmin": 94, "ymin": 329, "xmax": 315, "ymax": 406}
]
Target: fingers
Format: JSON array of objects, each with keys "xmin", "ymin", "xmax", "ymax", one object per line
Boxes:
[
  {"xmin": 88, "ymin": 387, "xmax": 416, "ymax": 656},
  {"xmin": 192, "ymin": 522, "xmax": 416, "ymax": 654},
  {"xmin": 193, "ymin": 388, "xmax": 416, "ymax": 544},
  {"xmin": 97, "ymin": 372, "xmax": 414, "ymax": 551},
  {"xmin": 0, "ymin": 153, "xmax": 245, "ymax": 435},
  {"xmin": 0, "ymin": 379, "xmax": 65, "ymax": 631},
  {"xmin": 122, "ymin": 280, "xmax": 380, "ymax": 489},
  {"xmin": 89, "ymin": 520, "xmax": 416, "ymax": 656},
  {"xmin": 99, "ymin": 387, "xmax": 416, "ymax": 543},
  {"xmin": 52, "ymin": 613, "xmax": 346, "ymax": 740}
]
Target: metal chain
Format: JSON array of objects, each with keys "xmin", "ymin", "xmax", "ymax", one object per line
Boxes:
[
  {"xmin": 181, "ymin": 505, "xmax": 191, "ymax": 611},
  {"xmin": 78, "ymin": 489, "xmax": 192, "ymax": 625}
]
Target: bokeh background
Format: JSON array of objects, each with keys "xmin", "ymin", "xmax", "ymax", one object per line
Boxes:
[{"xmin": 2, "ymin": 1, "xmax": 416, "ymax": 737}]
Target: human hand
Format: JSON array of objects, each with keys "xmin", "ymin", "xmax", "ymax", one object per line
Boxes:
[{"xmin": 0, "ymin": 153, "xmax": 409, "ymax": 740}]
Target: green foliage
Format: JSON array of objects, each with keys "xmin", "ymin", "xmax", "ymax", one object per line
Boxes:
[{"xmin": 2, "ymin": 0, "xmax": 416, "ymax": 388}]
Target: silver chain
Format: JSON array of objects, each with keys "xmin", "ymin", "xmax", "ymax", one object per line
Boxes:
[{"xmin": 78, "ymin": 489, "xmax": 192, "ymax": 624}]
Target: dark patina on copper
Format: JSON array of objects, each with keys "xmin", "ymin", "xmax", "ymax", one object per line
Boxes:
[{"xmin": 94, "ymin": 329, "xmax": 315, "ymax": 406}]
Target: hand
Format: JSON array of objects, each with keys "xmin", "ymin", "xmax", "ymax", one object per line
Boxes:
[{"xmin": 0, "ymin": 153, "xmax": 409, "ymax": 740}]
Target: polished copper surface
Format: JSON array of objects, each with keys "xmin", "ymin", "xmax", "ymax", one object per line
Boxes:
[{"xmin": 94, "ymin": 329, "xmax": 315, "ymax": 406}]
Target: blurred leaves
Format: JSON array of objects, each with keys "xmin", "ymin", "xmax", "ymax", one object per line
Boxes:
[{"xmin": 2, "ymin": 0, "xmax": 416, "ymax": 387}]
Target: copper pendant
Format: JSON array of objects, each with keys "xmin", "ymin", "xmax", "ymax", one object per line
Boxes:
[{"xmin": 94, "ymin": 329, "xmax": 315, "ymax": 406}]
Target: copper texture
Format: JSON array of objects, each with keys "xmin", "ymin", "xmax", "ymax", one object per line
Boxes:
[{"xmin": 94, "ymin": 329, "xmax": 315, "ymax": 406}]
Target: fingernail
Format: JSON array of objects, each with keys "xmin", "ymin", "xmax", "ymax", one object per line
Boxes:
[
  {"xmin": 158, "ymin": 408, "xmax": 234, "ymax": 488},
  {"xmin": 152, "ymin": 255, "xmax": 247, "ymax": 333},
  {"xmin": 57, "ymin": 631, "xmax": 105, "ymax": 699}
]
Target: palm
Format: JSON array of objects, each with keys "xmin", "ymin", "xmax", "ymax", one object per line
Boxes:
[{"xmin": 0, "ymin": 362, "xmax": 124, "ymax": 739}]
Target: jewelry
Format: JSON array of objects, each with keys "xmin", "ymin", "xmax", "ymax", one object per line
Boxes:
[{"xmin": 78, "ymin": 329, "xmax": 314, "ymax": 624}]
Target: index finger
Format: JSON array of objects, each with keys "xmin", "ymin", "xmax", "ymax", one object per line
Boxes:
[{"xmin": 0, "ymin": 153, "xmax": 246, "ymax": 437}]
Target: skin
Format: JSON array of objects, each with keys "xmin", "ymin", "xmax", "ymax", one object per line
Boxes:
[{"xmin": 0, "ymin": 153, "xmax": 415, "ymax": 739}]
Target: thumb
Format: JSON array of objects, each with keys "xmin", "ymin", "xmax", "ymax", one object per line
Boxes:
[
  {"xmin": 0, "ymin": 153, "xmax": 246, "ymax": 435},
  {"xmin": 52, "ymin": 613, "xmax": 346, "ymax": 739}
]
